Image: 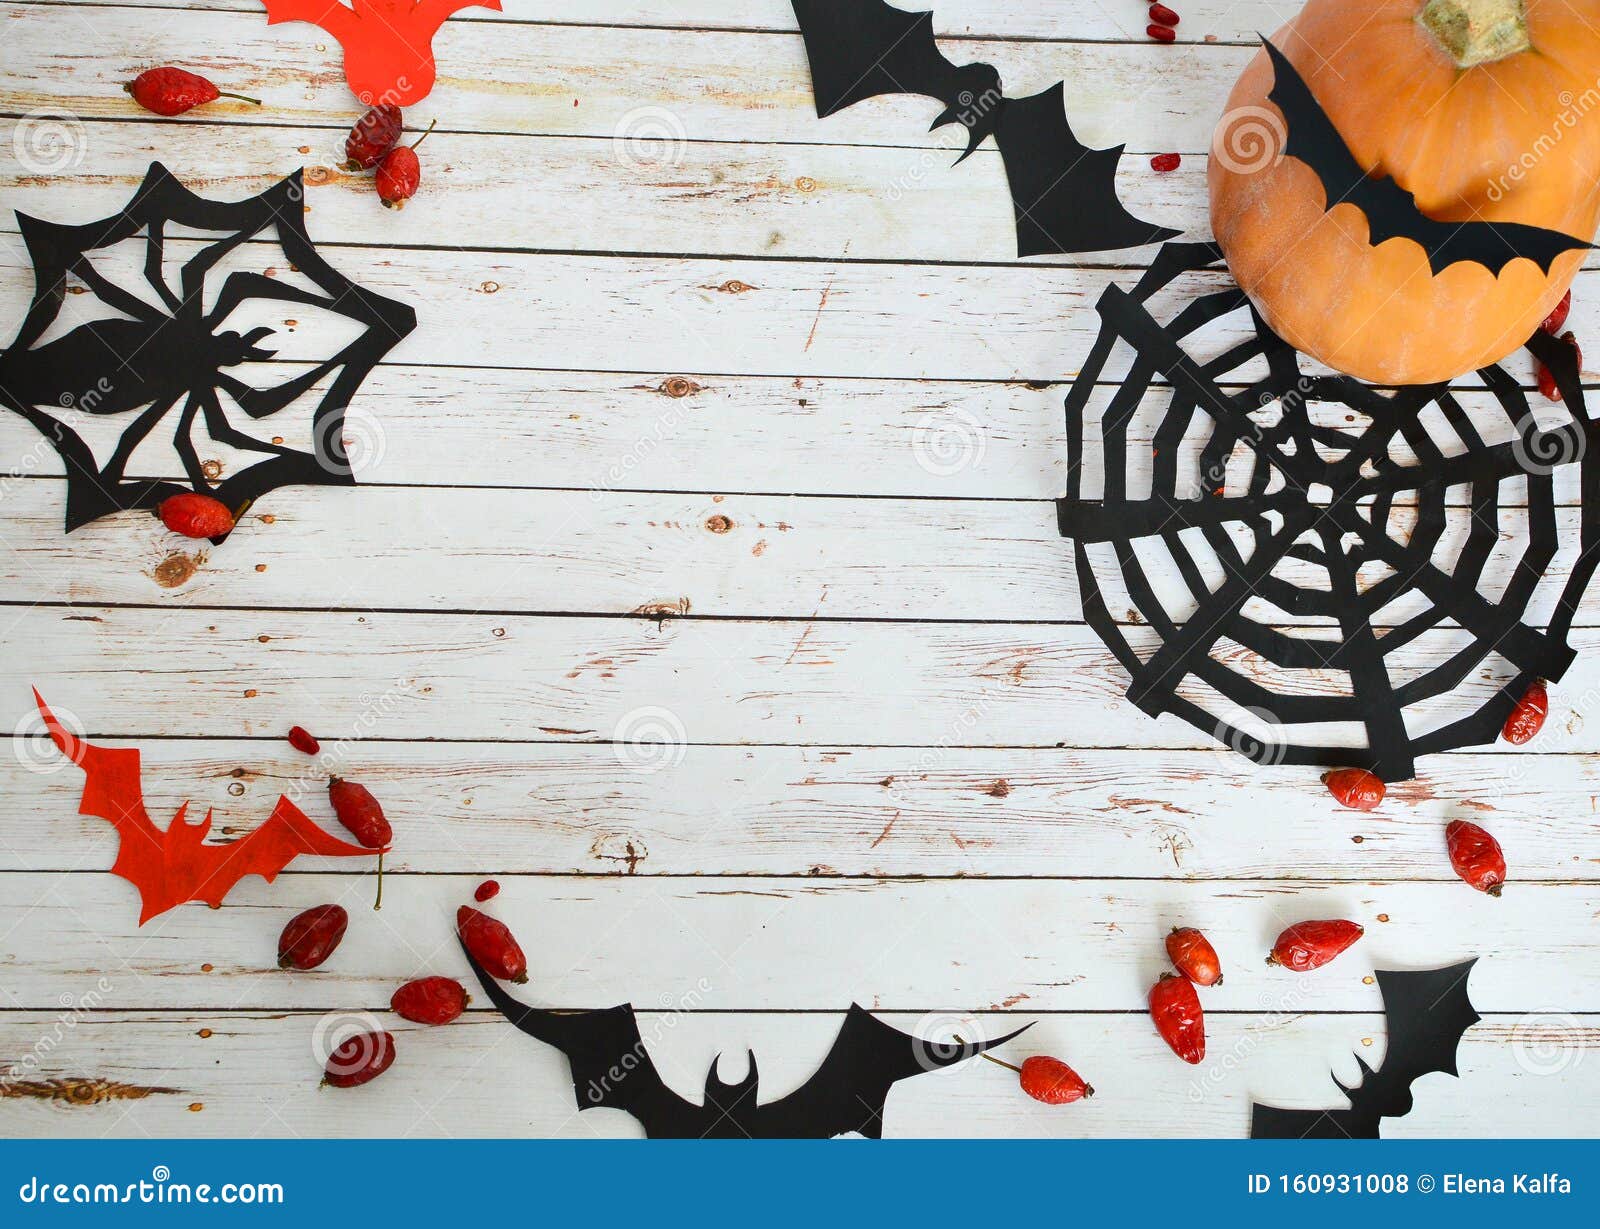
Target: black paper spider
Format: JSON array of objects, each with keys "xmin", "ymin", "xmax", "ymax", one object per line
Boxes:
[
  {"xmin": 1057, "ymin": 242, "xmax": 1600, "ymax": 782},
  {"xmin": 0, "ymin": 162, "xmax": 415, "ymax": 535}
]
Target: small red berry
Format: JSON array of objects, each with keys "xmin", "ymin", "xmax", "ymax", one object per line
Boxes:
[
  {"xmin": 474, "ymin": 880, "xmax": 500, "ymax": 902},
  {"xmin": 1268, "ymin": 920, "xmax": 1364, "ymax": 972},
  {"xmin": 345, "ymin": 104, "xmax": 403, "ymax": 170},
  {"xmin": 1018, "ymin": 1055, "xmax": 1093, "ymax": 1105},
  {"xmin": 127, "ymin": 67, "xmax": 259, "ymax": 116},
  {"xmin": 458, "ymin": 905, "xmax": 528, "ymax": 983},
  {"xmin": 322, "ymin": 1031, "xmax": 396, "ymax": 1088},
  {"xmin": 1166, "ymin": 926, "xmax": 1223, "ymax": 986},
  {"xmin": 1446, "ymin": 819, "xmax": 1507, "ymax": 896},
  {"xmin": 157, "ymin": 492, "xmax": 234, "ymax": 539},
  {"xmin": 287, "ymin": 726, "xmax": 320, "ymax": 755},
  {"xmin": 1502, "ymin": 681, "xmax": 1549, "ymax": 745},
  {"xmin": 1150, "ymin": 152, "xmax": 1182, "ymax": 173},
  {"xmin": 1542, "ymin": 290, "xmax": 1573, "ymax": 334},
  {"xmin": 1149, "ymin": 973, "xmax": 1205, "ymax": 1064},
  {"xmin": 391, "ymin": 976, "xmax": 470, "ymax": 1025},
  {"xmin": 1323, "ymin": 767, "xmax": 1385, "ymax": 811},
  {"xmin": 1147, "ymin": 23, "xmax": 1177, "ymax": 43},
  {"xmin": 278, "ymin": 904, "xmax": 348, "ymax": 970},
  {"xmin": 1149, "ymin": 3, "xmax": 1180, "ymax": 26}
]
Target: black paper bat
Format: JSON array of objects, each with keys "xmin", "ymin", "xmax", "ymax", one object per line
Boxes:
[
  {"xmin": 1263, "ymin": 38, "xmax": 1592, "ymax": 275},
  {"xmin": 1252, "ymin": 961, "xmax": 1480, "ymax": 1139},
  {"xmin": 791, "ymin": 0, "xmax": 1178, "ymax": 257},
  {"xmin": 465, "ymin": 946, "xmax": 1030, "ymax": 1138},
  {"xmin": 0, "ymin": 162, "xmax": 416, "ymax": 536}
]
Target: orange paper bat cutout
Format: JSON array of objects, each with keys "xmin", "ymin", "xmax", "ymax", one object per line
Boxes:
[
  {"xmin": 263, "ymin": 0, "xmax": 501, "ymax": 107},
  {"xmin": 34, "ymin": 690, "xmax": 381, "ymax": 924}
]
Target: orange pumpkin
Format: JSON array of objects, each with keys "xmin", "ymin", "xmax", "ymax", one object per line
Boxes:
[{"xmin": 1209, "ymin": 0, "xmax": 1600, "ymax": 385}]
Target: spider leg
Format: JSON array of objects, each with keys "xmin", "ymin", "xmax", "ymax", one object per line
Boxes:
[
  {"xmin": 142, "ymin": 220, "xmax": 183, "ymax": 314},
  {"xmin": 67, "ymin": 257, "xmax": 168, "ymax": 324},
  {"xmin": 201, "ymin": 271, "xmax": 333, "ymax": 329},
  {"xmin": 179, "ymin": 228, "xmax": 267, "ymax": 317},
  {"xmin": 101, "ymin": 390, "xmax": 185, "ymax": 484},
  {"xmin": 199, "ymin": 385, "xmax": 292, "ymax": 457},
  {"xmin": 172, "ymin": 392, "xmax": 210, "ymax": 491},
  {"xmin": 217, "ymin": 360, "xmax": 345, "ymax": 419}
]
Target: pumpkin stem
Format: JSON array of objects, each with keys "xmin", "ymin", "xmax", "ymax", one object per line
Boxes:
[{"xmin": 1420, "ymin": 0, "xmax": 1532, "ymax": 68}]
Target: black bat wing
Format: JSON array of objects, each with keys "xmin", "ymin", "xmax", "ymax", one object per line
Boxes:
[
  {"xmin": 1252, "ymin": 960, "xmax": 1480, "ymax": 1139},
  {"xmin": 1264, "ymin": 39, "xmax": 1592, "ymax": 276},
  {"xmin": 463, "ymin": 946, "xmax": 703, "ymax": 1138},
  {"xmin": 996, "ymin": 85, "xmax": 1179, "ymax": 258},
  {"xmin": 754, "ymin": 1005, "xmax": 1031, "ymax": 1138},
  {"xmin": 791, "ymin": 0, "xmax": 977, "ymax": 118}
]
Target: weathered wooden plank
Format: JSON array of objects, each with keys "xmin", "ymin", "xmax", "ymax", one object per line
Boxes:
[
  {"xmin": 3, "ymin": 237, "xmax": 1595, "ymax": 387},
  {"xmin": 0, "ymin": 482, "xmax": 1591, "ymax": 628},
  {"xmin": 30, "ymin": 0, "xmax": 1282, "ymax": 42},
  {"xmin": 0, "ymin": 874, "xmax": 1571, "ymax": 1011},
  {"xmin": 3, "ymin": 740, "xmax": 1595, "ymax": 879},
  {"xmin": 6, "ymin": 606, "xmax": 1597, "ymax": 749},
  {"xmin": 0, "ymin": 4, "xmax": 1250, "ymax": 153},
  {"xmin": 0, "ymin": 1008, "xmax": 1587, "ymax": 1138},
  {"xmin": 0, "ymin": 367, "xmax": 1576, "ymax": 502},
  {"xmin": 0, "ymin": 118, "xmax": 1208, "ymax": 267}
]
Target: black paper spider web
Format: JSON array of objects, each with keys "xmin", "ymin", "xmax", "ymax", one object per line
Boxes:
[
  {"xmin": 1058, "ymin": 242, "xmax": 1600, "ymax": 781},
  {"xmin": 0, "ymin": 162, "xmax": 416, "ymax": 538}
]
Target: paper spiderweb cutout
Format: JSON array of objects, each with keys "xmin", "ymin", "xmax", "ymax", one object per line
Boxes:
[
  {"xmin": 0, "ymin": 163, "xmax": 416, "ymax": 537},
  {"xmin": 1057, "ymin": 242, "xmax": 1599, "ymax": 782}
]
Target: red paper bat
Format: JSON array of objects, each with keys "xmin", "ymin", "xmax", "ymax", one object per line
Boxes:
[
  {"xmin": 34, "ymin": 690, "xmax": 380, "ymax": 924},
  {"xmin": 262, "ymin": 0, "xmax": 501, "ymax": 107}
]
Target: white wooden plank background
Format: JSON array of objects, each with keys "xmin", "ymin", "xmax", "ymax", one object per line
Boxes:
[{"xmin": 1, "ymin": 0, "xmax": 1597, "ymax": 1139}]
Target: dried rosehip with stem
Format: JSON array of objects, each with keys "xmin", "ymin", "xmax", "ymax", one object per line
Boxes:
[
  {"xmin": 391, "ymin": 976, "xmax": 470, "ymax": 1025},
  {"xmin": 1502, "ymin": 680, "xmax": 1549, "ymax": 745},
  {"xmin": 457, "ymin": 904, "xmax": 528, "ymax": 983},
  {"xmin": 956, "ymin": 1034, "xmax": 1093, "ymax": 1105},
  {"xmin": 1268, "ymin": 919, "xmax": 1364, "ymax": 972},
  {"xmin": 1166, "ymin": 926, "xmax": 1223, "ymax": 986},
  {"xmin": 1149, "ymin": 973, "xmax": 1205, "ymax": 1064},
  {"xmin": 328, "ymin": 778, "xmax": 392, "ymax": 909},
  {"xmin": 344, "ymin": 104, "xmax": 404, "ymax": 171},
  {"xmin": 1323, "ymin": 767, "xmax": 1385, "ymax": 811},
  {"xmin": 278, "ymin": 904, "xmax": 348, "ymax": 970},
  {"xmin": 1446, "ymin": 819, "xmax": 1507, "ymax": 896},
  {"xmin": 127, "ymin": 67, "xmax": 260, "ymax": 116},
  {"xmin": 377, "ymin": 119, "xmax": 436, "ymax": 209}
]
